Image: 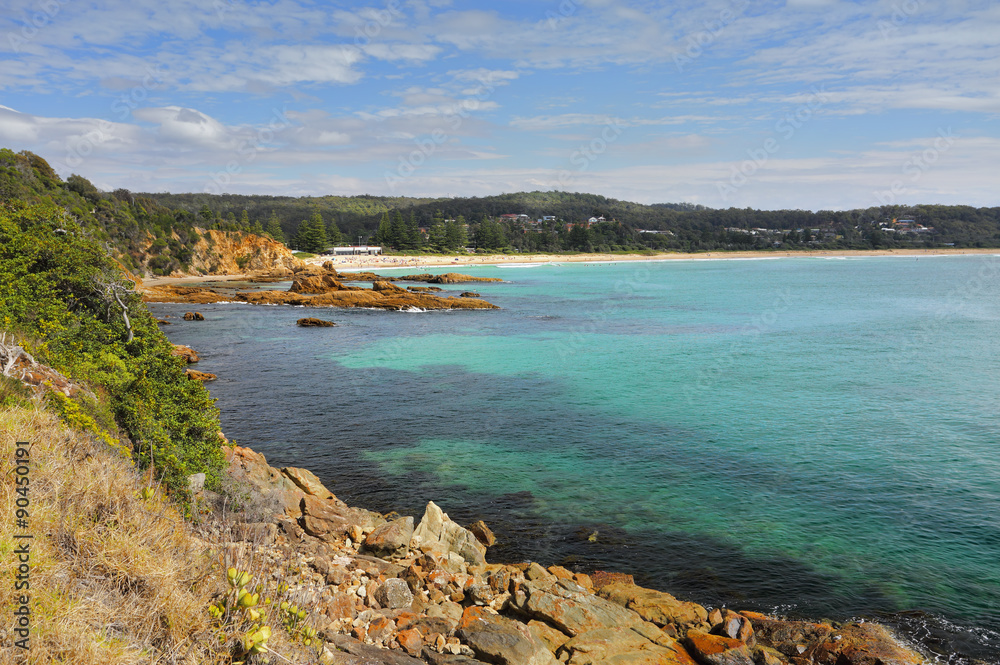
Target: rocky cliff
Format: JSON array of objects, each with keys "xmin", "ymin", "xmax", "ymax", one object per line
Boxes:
[{"xmin": 138, "ymin": 227, "xmax": 303, "ymax": 277}]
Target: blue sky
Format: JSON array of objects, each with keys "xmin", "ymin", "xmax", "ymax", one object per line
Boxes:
[{"xmin": 1, "ymin": 0, "xmax": 998, "ymax": 210}]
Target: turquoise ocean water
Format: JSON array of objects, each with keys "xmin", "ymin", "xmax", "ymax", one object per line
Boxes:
[{"xmin": 152, "ymin": 255, "xmax": 1000, "ymax": 662}]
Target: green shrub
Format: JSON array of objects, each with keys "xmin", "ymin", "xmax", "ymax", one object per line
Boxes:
[{"xmin": 0, "ymin": 199, "xmax": 226, "ymax": 495}]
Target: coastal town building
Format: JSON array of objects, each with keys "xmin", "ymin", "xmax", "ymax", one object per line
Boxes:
[{"xmin": 331, "ymin": 245, "xmax": 382, "ymax": 256}]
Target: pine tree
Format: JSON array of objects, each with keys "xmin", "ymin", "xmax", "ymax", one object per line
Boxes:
[
  {"xmin": 294, "ymin": 212, "xmax": 328, "ymax": 253},
  {"xmin": 374, "ymin": 212, "xmax": 392, "ymax": 247},
  {"xmin": 428, "ymin": 220, "xmax": 447, "ymax": 252},
  {"xmin": 445, "ymin": 218, "xmax": 467, "ymax": 251},
  {"xmin": 264, "ymin": 214, "xmax": 285, "ymax": 243},
  {"xmin": 406, "ymin": 212, "xmax": 422, "ymax": 250},
  {"xmin": 390, "ymin": 211, "xmax": 406, "ymax": 249}
]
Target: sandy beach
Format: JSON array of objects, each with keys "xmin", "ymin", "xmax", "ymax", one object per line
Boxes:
[
  {"xmin": 308, "ymin": 247, "xmax": 1000, "ymax": 271},
  {"xmin": 139, "ymin": 247, "xmax": 1000, "ymax": 287}
]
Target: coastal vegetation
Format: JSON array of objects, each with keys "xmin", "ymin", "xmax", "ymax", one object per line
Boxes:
[{"xmin": 0, "ymin": 197, "xmax": 224, "ymax": 495}]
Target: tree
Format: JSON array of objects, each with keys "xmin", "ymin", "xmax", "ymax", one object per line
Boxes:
[
  {"xmin": 567, "ymin": 224, "xmax": 592, "ymax": 251},
  {"xmin": 327, "ymin": 218, "xmax": 343, "ymax": 246},
  {"xmin": 428, "ymin": 220, "xmax": 447, "ymax": 252},
  {"xmin": 405, "ymin": 212, "xmax": 422, "ymax": 250},
  {"xmin": 294, "ymin": 212, "xmax": 329, "ymax": 253},
  {"xmin": 445, "ymin": 216, "xmax": 467, "ymax": 251},
  {"xmin": 389, "ymin": 211, "xmax": 407, "ymax": 249},
  {"xmin": 66, "ymin": 174, "xmax": 101, "ymax": 203},
  {"xmin": 264, "ymin": 213, "xmax": 285, "ymax": 243},
  {"xmin": 373, "ymin": 213, "xmax": 392, "ymax": 247}
]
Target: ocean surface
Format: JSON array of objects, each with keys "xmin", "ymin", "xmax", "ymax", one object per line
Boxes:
[{"xmin": 151, "ymin": 255, "xmax": 1000, "ymax": 662}]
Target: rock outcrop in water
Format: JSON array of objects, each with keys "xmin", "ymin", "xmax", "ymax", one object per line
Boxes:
[
  {"xmin": 202, "ymin": 444, "xmax": 930, "ymax": 665},
  {"xmin": 142, "ymin": 267, "xmax": 500, "ymax": 310}
]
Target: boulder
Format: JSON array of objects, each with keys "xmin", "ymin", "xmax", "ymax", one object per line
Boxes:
[
  {"xmin": 363, "ymin": 516, "xmax": 415, "ymax": 558},
  {"xmin": 187, "ymin": 472, "xmax": 206, "ymax": 494},
  {"xmin": 373, "ymin": 281, "xmax": 409, "ymax": 294},
  {"xmin": 460, "ymin": 292, "xmax": 480, "ymax": 297},
  {"xmin": 297, "ymin": 317, "xmax": 337, "ymax": 327},
  {"xmin": 282, "ymin": 466, "xmax": 336, "ymax": 499},
  {"xmin": 374, "ymin": 577, "xmax": 415, "ymax": 610},
  {"xmin": 559, "ymin": 627, "xmax": 698, "ymax": 665},
  {"xmin": 182, "ymin": 311, "xmax": 205, "ymax": 320},
  {"xmin": 683, "ymin": 630, "xmax": 754, "ymax": 665},
  {"xmin": 527, "ymin": 620, "xmax": 571, "ymax": 652},
  {"xmin": 525, "ymin": 579, "xmax": 644, "ymax": 637},
  {"xmin": 467, "ymin": 520, "xmax": 496, "ymax": 547},
  {"xmin": 171, "ymin": 344, "xmax": 200, "ymax": 363},
  {"xmin": 289, "ymin": 274, "xmax": 356, "ymax": 293},
  {"xmin": 184, "ymin": 369, "xmax": 217, "ymax": 381},
  {"xmin": 598, "ymin": 583, "xmax": 709, "ymax": 630},
  {"xmin": 412, "ymin": 501, "xmax": 487, "ymax": 566},
  {"xmin": 301, "ymin": 495, "xmax": 383, "ymax": 540},
  {"xmin": 456, "ymin": 606, "xmax": 559, "ymax": 665}
]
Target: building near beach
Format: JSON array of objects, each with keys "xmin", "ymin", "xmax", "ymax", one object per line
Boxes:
[{"xmin": 330, "ymin": 246, "xmax": 382, "ymax": 256}]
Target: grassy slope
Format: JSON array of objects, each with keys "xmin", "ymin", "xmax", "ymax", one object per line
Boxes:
[{"xmin": 0, "ymin": 404, "xmax": 217, "ymax": 663}]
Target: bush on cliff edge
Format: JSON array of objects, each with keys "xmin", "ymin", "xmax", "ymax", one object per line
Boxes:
[{"xmin": 0, "ymin": 199, "xmax": 225, "ymax": 495}]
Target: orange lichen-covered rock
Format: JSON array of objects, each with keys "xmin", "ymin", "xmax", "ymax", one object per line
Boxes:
[
  {"xmin": 184, "ymin": 369, "xmax": 216, "ymax": 381},
  {"xmin": 171, "ymin": 344, "xmax": 200, "ymax": 363},
  {"xmin": 684, "ymin": 630, "xmax": 754, "ymax": 665}
]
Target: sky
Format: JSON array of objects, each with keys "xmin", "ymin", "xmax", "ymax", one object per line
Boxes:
[{"xmin": 1, "ymin": 0, "xmax": 998, "ymax": 210}]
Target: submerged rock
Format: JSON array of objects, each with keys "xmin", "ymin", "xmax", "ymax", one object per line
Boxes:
[
  {"xmin": 297, "ymin": 317, "xmax": 337, "ymax": 327},
  {"xmin": 183, "ymin": 311, "xmax": 205, "ymax": 320}
]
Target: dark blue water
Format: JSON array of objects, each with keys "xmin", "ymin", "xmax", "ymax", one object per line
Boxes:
[{"xmin": 151, "ymin": 256, "xmax": 1000, "ymax": 662}]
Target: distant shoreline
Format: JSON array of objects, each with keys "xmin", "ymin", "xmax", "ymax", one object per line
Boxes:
[
  {"xmin": 140, "ymin": 247, "xmax": 1000, "ymax": 287},
  {"xmin": 306, "ymin": 247, "xmax": 1000, "ymax": 270}
]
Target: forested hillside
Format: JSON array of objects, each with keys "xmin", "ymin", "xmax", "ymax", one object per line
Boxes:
[
  {"xmin": 145, "ymin": 188, "xmax": 1000, "ymax": 253},
  {"xmin": 5, "ymin": 147, "xmax": 999, "ymax": 258}
]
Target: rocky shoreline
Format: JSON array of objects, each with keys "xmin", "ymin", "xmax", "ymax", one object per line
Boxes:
[
  {"xmin": 141, "ymin": 263, "xmax": 502, "ymax": 311},
  {"xmin": 201, "ymin": 442, "xmax": 931, "ymax": 665}
]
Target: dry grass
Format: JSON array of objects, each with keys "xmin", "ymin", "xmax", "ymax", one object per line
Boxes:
[{"xmin": 0, "ymin": 404, "xmax": 221, "ymax": 664}]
